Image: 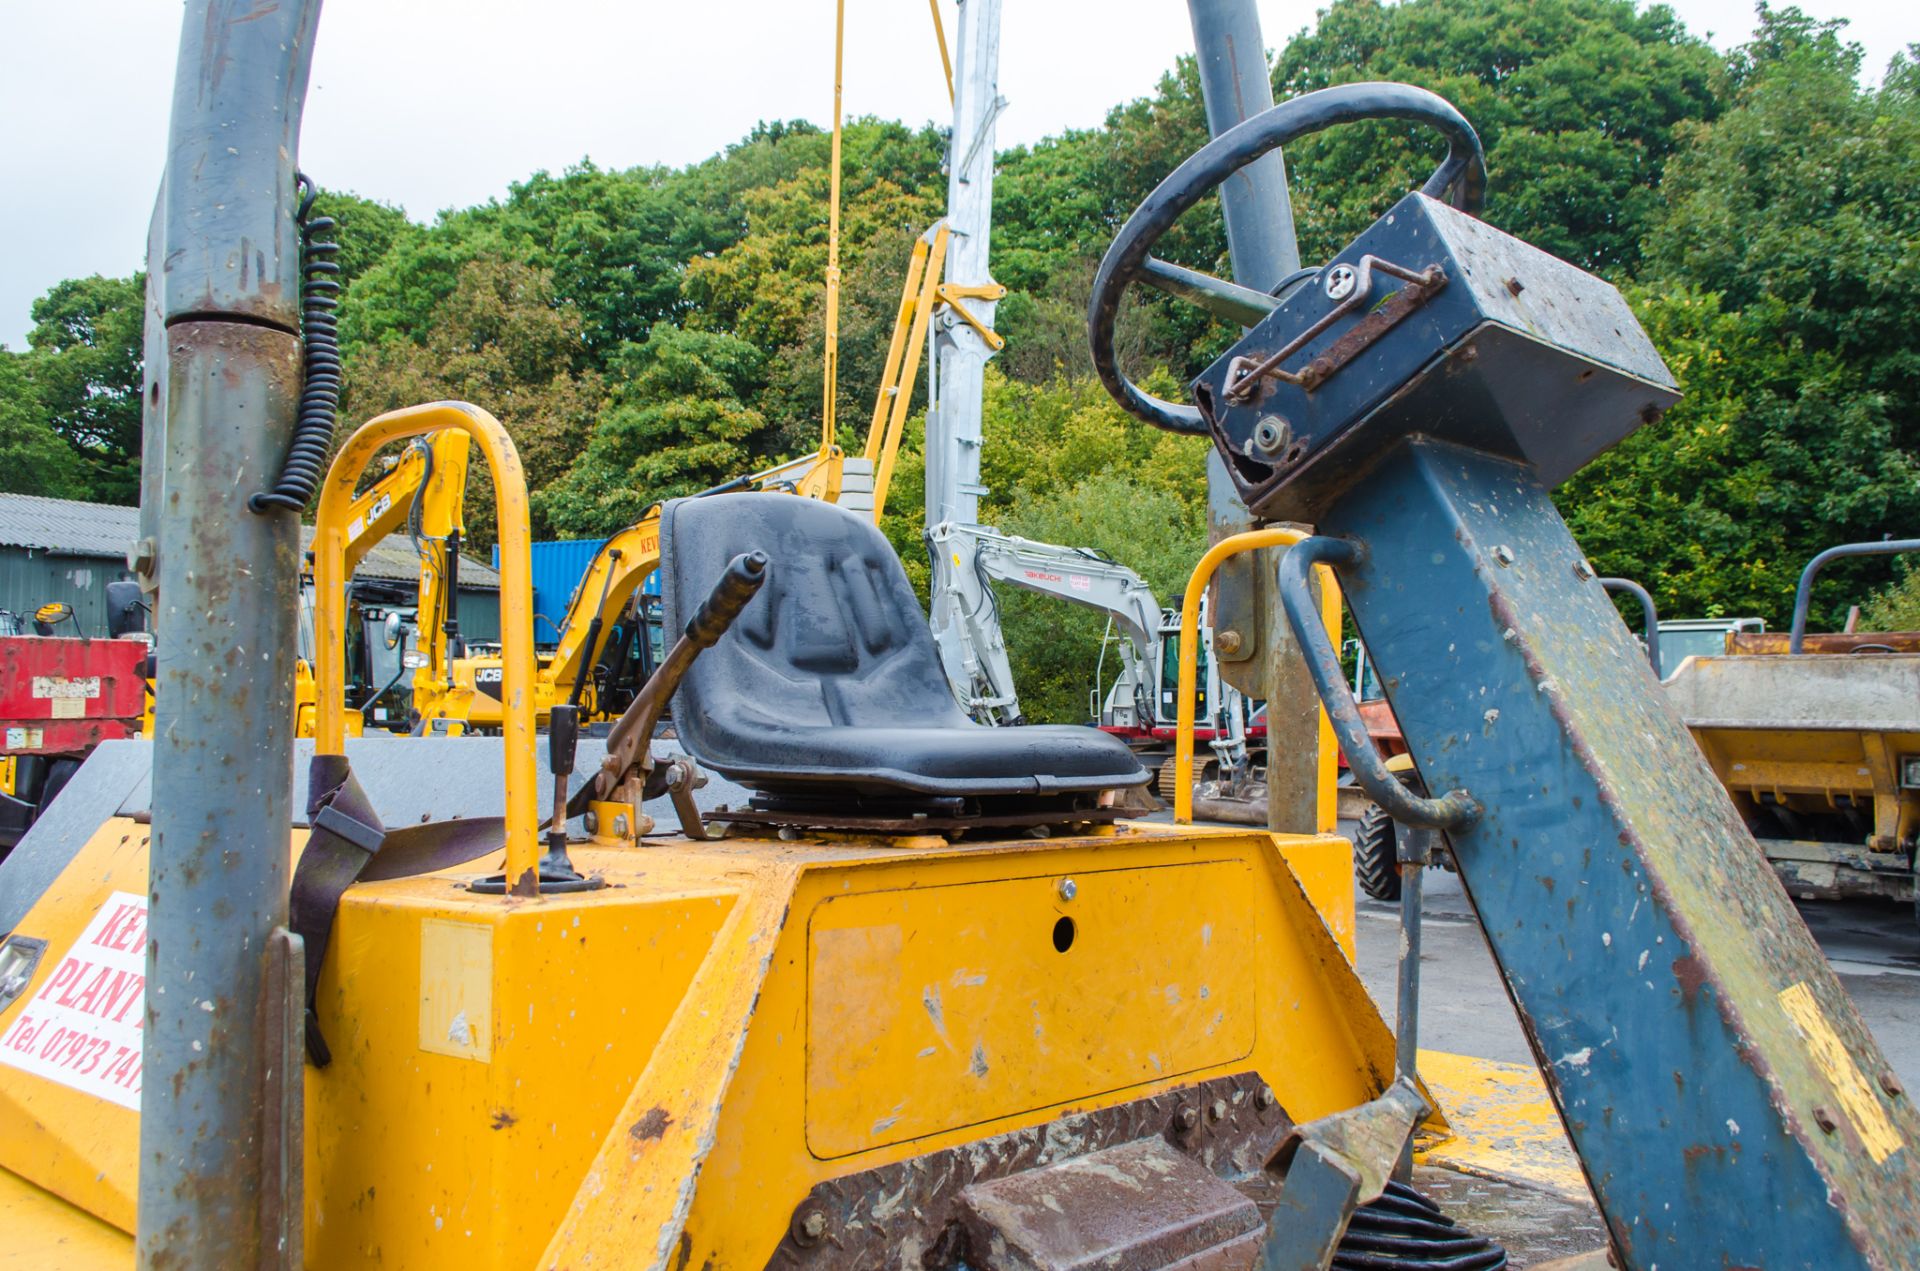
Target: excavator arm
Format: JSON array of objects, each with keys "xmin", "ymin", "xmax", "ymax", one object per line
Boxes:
[
  {"xmin": 925, "ymin": 520, "xmax": 1164, "ymax": 726},
  {"xmin": 292, "ymin": 430, "xmax": 472, "ymax": 736},
  {"xmin": 542, "ymin": 513, "xmax": 664, "ymax": 704}
]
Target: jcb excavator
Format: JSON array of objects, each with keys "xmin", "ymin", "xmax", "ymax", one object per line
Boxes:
[
  {"xmin": 409, "ymin": 221, "xmax": 949, "ymax": 735},
  {"xmin": 1, "ymin": 6, "xmax": 1916, "ymax": 1270},
  {"xmin": 289, "ymin": 427, "xmax": 476, "ymax": 738}
]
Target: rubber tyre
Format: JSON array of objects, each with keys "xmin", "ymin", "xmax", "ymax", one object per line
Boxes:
[{"xmin": 1354, "ymin": 800, "xmax": 1402, "ymax": 902}]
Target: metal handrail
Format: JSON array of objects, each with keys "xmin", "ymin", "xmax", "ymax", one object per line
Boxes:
[
  {"xmin": 1599, "ymin": 578, "xmax": 1660, "ymax": 673},
  {"xmin": 1789, "ymin": 539, "xmax": 1920, "ymax": 653},
  {"xmin": 1172, "ymin": 527, "xmax": 1338, "ymax": 826},
  {"xmin": 311, "ymin": 402, "xmax": 541, "ymax": 888}
]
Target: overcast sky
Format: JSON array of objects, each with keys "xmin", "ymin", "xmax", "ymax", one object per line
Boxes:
[{"xmin": 0, "ymin": 0, "xmax": 1910, "ymax": 350}]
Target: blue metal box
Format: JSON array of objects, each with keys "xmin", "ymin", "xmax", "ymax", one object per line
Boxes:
[{"xmin": 1190, "ymin": 192, "xmax": 1679, "ymax": 524}]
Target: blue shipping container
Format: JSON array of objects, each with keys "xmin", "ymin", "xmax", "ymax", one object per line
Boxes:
[{"xmin": 497, "ymin": 538, "xmax": 660, "ymax": 648}]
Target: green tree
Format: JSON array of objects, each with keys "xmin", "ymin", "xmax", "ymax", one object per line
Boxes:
[
  {"xmin": 344, "ymin": 258, "xmax": 604, "ymax": 543},
  {"xmin": 536, "ymin": 324, "xmax": 768, "ymax": 536},
  {"xmin": 992, "ymin": 473, "xmax": 1206, "ymax": 725},
  {"xmin": 1860, "ymin": 569, "xmax": 1920, "ymax": 633},
  {"xmin": 1642, "ymin": 8, "xmax": 1920, "ymax": 446},
  {"xmin": 0, "ymin": 351, "xmax": 82, "ymax": 499},
  {"xmin": 1558, "ymin": 287, "xmax": 1920, "ymax": 628},
  {"xmin": 1562, "ymin": 7, "xmax": 1920, "ymax": 628},
  {"xmin": 21, "ymin": 275, "xmax": 145, "ymax": 503},
  {"xmin": 311, "ymin": 189, "xmax": 417, "ymax": 292},
  {"xmin": 1275, "ymin": 0, "xmax": 1725, "ymax": 275}
]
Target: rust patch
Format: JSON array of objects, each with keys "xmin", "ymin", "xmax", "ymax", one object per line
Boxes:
[
  {"xmin": 491, "ymin": 1109, "xmax": 516, "ymax": 1130},
  {"xmin": 631, "ymin": 1106, "xmax": 673, "ymax": 1141},
  {"xmin": 1671, "ymin": 954, "xmax": 1709, "ymax": 1006},
  {"xmin": 509, "ymin": 865, "xmax": 540, "ymax": 898},
  {"xmin": 674, "ymin": 1231, "xmax": 693, "ymax": 1271}
]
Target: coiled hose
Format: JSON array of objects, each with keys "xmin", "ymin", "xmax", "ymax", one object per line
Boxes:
[{"xmin": 250, "ymin": 172, "xmax": 341, "ymax": 513}]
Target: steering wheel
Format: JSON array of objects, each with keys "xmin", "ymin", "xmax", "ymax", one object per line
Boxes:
[{"xmin": 1088, "ymin": 82, "xmax": 1487, "ymax": 435}]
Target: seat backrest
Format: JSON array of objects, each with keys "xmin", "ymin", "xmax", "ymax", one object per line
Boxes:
[
  {"xmin": 661, "ymin": 492, "xmax": 1148, "ymax": 800},
  {"xmin": 662, "ymin": 491, "xmax": 971, "ymax": 734}
]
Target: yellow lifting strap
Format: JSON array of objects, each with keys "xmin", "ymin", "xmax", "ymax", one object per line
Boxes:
[
  {"xmin": 821, "ymin": 0, "xmax": 847, "ymax": 453},
  {"xmin": 821, "ymin": 0, "xmax": 959, "ymax": 453}
]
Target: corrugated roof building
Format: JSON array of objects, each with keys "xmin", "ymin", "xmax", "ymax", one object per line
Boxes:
[{"xmin": 0, "ymin": 492, "xmax": 502, "ymax": 639}]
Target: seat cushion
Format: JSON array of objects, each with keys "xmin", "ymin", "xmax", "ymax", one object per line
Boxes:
[{"xmin": 660, "ymin": 494, "xmax": 1148, "ymax": 797}]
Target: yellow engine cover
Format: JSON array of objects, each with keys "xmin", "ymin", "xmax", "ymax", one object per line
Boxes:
[{"xmin": 0, "ymin": 818, "xmax": 1380, "ymax": 1270}]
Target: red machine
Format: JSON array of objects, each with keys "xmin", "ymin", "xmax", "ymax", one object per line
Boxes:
[{"xmin": 0, "ymin": 635, "xmax": 148, "ymax": 851}]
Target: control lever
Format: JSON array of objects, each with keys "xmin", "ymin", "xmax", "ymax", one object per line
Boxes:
[
  {"xmin": 542, "ymin": 702, "xmax": 588, "ymax": 884},
  {"xmin": 569, "ymin": 551, "xmax": 769, "ymax": 827}
]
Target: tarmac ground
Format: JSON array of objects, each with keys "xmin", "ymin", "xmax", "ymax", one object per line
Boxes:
[{"xmin": 1340, "ymin": 826, "xmax": 1920, "ymax": 1265}]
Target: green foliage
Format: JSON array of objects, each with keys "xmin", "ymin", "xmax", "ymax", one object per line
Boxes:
[
  {"xmin": 343, "ymin": 258, "xmax": 604, "ymax": 542},
  {"xmin": 1562, "ymin": 5, "xmax": 1920, "ymax": 630},
  {"xmin": 1861, "ymin": 569, "xmax": 1920, "ymax": 633},
  {"xmin": 11, "ymin": 0, "xmax": 1919, "ymax": 719},
  {"xmin": 1558, "ymin": 286, "xmax": 1920, "ymax": 627},
  {"xmin": 17, "ymin": 275, "xmax": 146, "ymax": 503},
  {"xmin": 0, "ymin": 352, "xmax": 83, "ymax": 499},
  {"xmin": 993, "ymin": 473, "xmax": 1206, "ymax": 724},
  {"xmin": 536, "ymin": 324, "xmax": 768, "ymax": 536},
  {"xmin": 958, "ymin": 370, "xmax": 1210, "ymax": 721},
  {"xmin": 1275, "ymin": 0, "xmax": 1725, "ymax": 274},
  {"xmin": 310, "ymin": 190, "xmax": 416, "ymax": 292},
  {"xmin": 1642, "ymin": 7, "xmax": 1920, "ymax": 444}
]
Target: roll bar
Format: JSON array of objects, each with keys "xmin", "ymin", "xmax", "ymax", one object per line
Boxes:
[
  {"xmin": 311, "ymin": 402, "xmax": 540, "ymax": 886},
  {"xmin": 1599, "ymin": 577, "xmax": 1660, "ymax": 673},
  {"xmin": 1172, "ymin": 527, "xmax": 1337, "ymax": 828},
  {"xmin": 1789, "ymin": 539, "xmax": 1920, "ymax": 653}
]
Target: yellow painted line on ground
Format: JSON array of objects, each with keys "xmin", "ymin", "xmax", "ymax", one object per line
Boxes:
[{"xmin": 1416, "ymin": 1048, "xmax": 1591, "ymax": 1203}]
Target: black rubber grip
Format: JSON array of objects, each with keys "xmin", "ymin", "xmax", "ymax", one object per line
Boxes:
[
  {"xmin": 549, "ymin": 703, "xmax": 580, "ymax": 778},
  {"xmin": 686, "ymin": 551, "xmax": 769, "ymax": 648}
]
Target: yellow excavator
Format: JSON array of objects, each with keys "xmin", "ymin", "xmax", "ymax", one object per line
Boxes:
[
  {"xmin": 412, "ymin": 221, "xmax": 948, "ymax": 734},
  {"xmin": 289, "ymin": 427, "xmax": 475, "ymax": 739}
]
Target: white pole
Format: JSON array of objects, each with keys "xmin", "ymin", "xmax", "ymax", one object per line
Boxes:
[{"xmin": 925, "ymin": 0, "xmax": 1001, "ymax": 528}]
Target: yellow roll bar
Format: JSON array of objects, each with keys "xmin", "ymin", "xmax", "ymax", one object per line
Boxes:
[
  {"xmin": 1174, "ymin": 529, "xmax": 1341, "ymax": 827},
  {"xmin": 311, "ymin": 402, "xmax": 541, "ymax": 889}
]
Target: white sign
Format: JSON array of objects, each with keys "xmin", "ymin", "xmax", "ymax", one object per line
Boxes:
[
  {"xmin": 0, "ymin": 891, "xmax": 147, "ymax": 1109},
  {"xmin": 31, "ymin": 676, "xmax": 100, "ymax": 700},
  {"xmin": 4, "ymin": 727, "xmax": 44, "ymax": 750}
]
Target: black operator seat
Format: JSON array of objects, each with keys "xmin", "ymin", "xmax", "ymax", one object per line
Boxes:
[{"xmin": 659, "ymin": 493, "xmax": 1149, "ymax": 798}]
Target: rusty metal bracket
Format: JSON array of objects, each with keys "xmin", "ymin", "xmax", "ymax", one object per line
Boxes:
[
  {"xmin": 663, "ymin": 758, "xmax": 714, "ymax": 840},
  {"xmin": 1258, "ymin": 1077, "xmax": 1429, "ymax": 1271},
  {"xmin": 1223, "ymin": 257, "xmax": 1446, "ymax": 402}
]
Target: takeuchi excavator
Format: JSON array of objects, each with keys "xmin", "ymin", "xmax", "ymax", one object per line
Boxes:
[
  {"xmin": 1, "ymin": 5, "xmax": 1917, "ymax": 1270},
  {"xmin": 925, "ymin": 519, "xmax": 1265, "ymax": 812}
]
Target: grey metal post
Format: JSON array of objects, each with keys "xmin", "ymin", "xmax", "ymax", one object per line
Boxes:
[
  {"xmin": 926, "ymin": 0, "xmax": 1003, "ymax": 528},
  {"xmin": 139, "ymin": 2, "xmax": 322, "ymax": 1267},
  {"xmin": 1187, "ymin": 0, "xmax": 1301, "ymax": 290},
  {"xmin": 1393, "ymin": 821, "xmax": 1435, "ymax": 1184},
  {"xmin": 1187, "ymin": 0, "xmax": 1320, "ymax": 832}
]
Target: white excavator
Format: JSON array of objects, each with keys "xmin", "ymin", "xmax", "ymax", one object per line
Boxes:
[{"xmin": 925, "ymin": 519, "xmax": 1265, "ymax": 812}]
